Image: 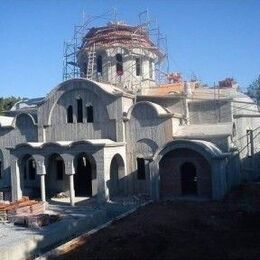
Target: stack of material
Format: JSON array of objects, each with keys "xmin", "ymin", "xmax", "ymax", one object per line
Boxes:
[
  {"xmin": 0, "ymin": 197, "xmax": 46, "ymax": 223},
  {"xmin": 0, "ymin": 187, "xmax": 11, "ymax": 201},
  {"xmin": 0, "ymin": 207, "xmax": 7, "ymax": 221}
]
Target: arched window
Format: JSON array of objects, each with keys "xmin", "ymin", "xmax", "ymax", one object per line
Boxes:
[
  {"xmin": 136, "ymin": 58, "xmax": 141, "ymax": 76},
  {"xmin": 77, "ymin": 98, "xmax": 83, "ymax": 123},
  {"xmin": 149, "ymin": 59, "xmax": 153, "ymax": 79},
  {"xmin": 97, "ymin": 55, "xmax": 103, "ymax": 75},
  {"xmin": 86, "ymin": 105, "xmax": 94, "ymax": 123},
  {"xmin": 116, "ymin": 54, "xmax": 123, "ymax": 75},
  {"xmin": 67, "ymin": 105, "xmax": 73, "ymax": 123}
]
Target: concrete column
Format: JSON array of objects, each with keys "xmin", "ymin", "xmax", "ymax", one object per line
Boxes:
[
  {"xmin": 69, "ymin": 174, "xmax": 75, "ymax": 207},
  {"xmin": 35, "ymin": 155, "xmax": 46, "ymax": 203},
  {"xmin": 62, "ymin": 154, "xmax": 76, "ymax": 207},
  {"xmin": 40, "ymin": 174, "xmax": 46, "ymax": 202},
  {"xmin": 102, "ymin": 149, "xmax": 110, "ymax": 202},
  {"xmin": 10, "ymin": 154, "xmax": 22, "ymax": 202}
]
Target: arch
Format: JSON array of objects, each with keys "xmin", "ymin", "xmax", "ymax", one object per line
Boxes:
[
  {"xmin": 19, "ymin": 154, "xmax": 40, "ymax": 198},
  {"xmin": 126, "ymin": 101, "xmax": 170, "ymax": 121},
  {"xmin": 67, "ymin": 105, "xmax": 73, "ymax": 123},
  {"xmin": 109, "ymin": 154, "xmax": 125, "ymax": 198},
  {"xmin": 97, "ymin": 55, "xmax": 103, "ymax": 75},
  {"xmin": 13, "ymin": 113, "xmax": 38, "ymax": 141},
  {"xmin": 13, "ymin": 113, "xmax": 37, "ymax": 128},
  {"xmin": 46, "ymin": 153, "xmax": 69, "ymax": 198},
  {"xmin": 45, "ymin": 79, "xmax": 126, "ymax": 126},
  {"xmin": 155, "ymin": 139, "xmax": 222, "ymax": 164},
  {"xmin": 151, "ymin": 140, "xmax": 222, "ymax": 200},
  {"xmin": 74, "ymin": 153, "xmax": 97, "ymax": 197},
  {"xmin": 116, "ymin": 53, "xmax": 123, "ymax": 75}
]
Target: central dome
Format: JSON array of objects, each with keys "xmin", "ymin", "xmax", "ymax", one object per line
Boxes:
[{"xmin": 81, "ymin": 22, "xmax": 159, "ymax": 53}]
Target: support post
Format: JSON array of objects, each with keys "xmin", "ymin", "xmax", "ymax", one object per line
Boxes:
[
  {"xmin": 40, "ymin": 174, "xmax": 46, "ymax": 202},
  {"xmin": 69, "ymin": 174, "xmax": 75, "ymax": 206},
  {"xmin": 10, "ymin": 154, "xmax": 22, "ymax": 202},
  {"xmin": 35, "ymin": 155, "xmax": 46, "ymax": 203},
  {"xmin": 63, "ymin": 155, "xmax": 76, "ymax": 207}
]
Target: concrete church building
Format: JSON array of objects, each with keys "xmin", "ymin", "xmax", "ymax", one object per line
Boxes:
[{"xmin": 0, "ymin": 20, "xmax": 260, "ymax": 206}]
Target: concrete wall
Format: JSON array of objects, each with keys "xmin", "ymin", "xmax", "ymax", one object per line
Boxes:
[
  {"xmin": 38, "ymin": 81, "xmax": 121, "ymax": 142},
  {"xmin": 188, "ymin": 100, "xmax": 232, "ymax": 124},
  {"xmin": 126, "ymin": 102, "xmax": 173, "ymax": 195},
  {"xmin": 78, "ymin": 46, "xmax": 157, "ymax": 91},
  {"xmin": 234, "ymin": 116, "xmax": 260, "ymax": 181}
]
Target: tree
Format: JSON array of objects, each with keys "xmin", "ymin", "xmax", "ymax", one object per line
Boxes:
[
  {"xmin": 0, "ymin": 96, "xmax": 22, "ymax": 114},
  {"xmin": 247, "ymin": 75, "xmax": 260, "ymax": 105}
]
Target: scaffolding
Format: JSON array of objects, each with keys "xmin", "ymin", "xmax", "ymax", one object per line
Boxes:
[{"xmin": 62, "ymin": 10, "xmax": 169, "ymax": 86}]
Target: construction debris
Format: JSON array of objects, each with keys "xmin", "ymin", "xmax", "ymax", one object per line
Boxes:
[{"xmin": 0, "ymin": 197, "xmax": 46, "ymax": 224}]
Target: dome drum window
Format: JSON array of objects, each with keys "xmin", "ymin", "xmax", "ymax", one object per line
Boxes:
[{"xmin": 116, "ymin": 54, "xmax": 123, "ymax": 76}]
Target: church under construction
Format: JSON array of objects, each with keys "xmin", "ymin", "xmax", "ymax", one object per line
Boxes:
[{"xmin": 1, "ymin": 13, "xmax": 260, "ymax": 206}]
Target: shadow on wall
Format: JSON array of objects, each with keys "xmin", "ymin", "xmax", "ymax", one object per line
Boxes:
[
  {"xmin": 240, "ymin": 151, "xmax": 260, "ymax": 182},
  {"xmin": 16, "ymin": 113, "xmax": 38, "ymax": 141}
]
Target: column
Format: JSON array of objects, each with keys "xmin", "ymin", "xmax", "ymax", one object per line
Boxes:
[
  {"xmin": 40, "ymin": 174, "xmax": 46, "ymax": 202},
  {"xmin": 69, "ymin": 174, "xmax": 75, "ymax": 207},
  {"xmin": 99, "ymin": 149, "xmax": 109, "ymax": 203},
  {"xmin": 10, "ymin": 154, "xmax": 22, "ymax": 202},
  {"xmin": 63, "ymin": 155, "xmax": 75, "ymax": 207},
  {"xmin": 35, "ymin": 155, "xmax": 46, "ymax": 203}
]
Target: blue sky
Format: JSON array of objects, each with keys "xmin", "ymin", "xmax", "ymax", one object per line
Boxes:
[{"xmin": 0, "ymin": 0, "xmax": 259, "ymax": 98}]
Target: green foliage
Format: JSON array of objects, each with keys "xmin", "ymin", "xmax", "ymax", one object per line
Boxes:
[
  {"xmin": 247, "ymin": 75, "xmax": 260, "ymax": 105},
  {"xmin": 0, "ymin": 96, "xmax": 22, "ymax": 114}
]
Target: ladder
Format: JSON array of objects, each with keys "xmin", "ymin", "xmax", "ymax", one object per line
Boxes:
[{"xmin": 86, "ymin": 43, "xmax": 96, "ymax": 80}]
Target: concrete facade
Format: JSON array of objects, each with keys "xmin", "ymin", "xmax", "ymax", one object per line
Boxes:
[{"xmin": 1, "ymin": 22, "xmax": 260, "ymax": 204}]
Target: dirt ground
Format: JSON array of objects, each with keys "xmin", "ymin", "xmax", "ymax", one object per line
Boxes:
[{"xmin": 53, "ymin": 184, "xmax": 260, "ymax": 260}]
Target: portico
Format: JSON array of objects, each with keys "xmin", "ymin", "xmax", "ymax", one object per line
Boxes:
[{"xmin": 9, "ymin": 139, "xmax": 126, "ymax": 206}]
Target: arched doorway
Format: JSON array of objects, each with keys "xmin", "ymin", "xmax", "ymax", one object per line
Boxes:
[
  {"xmin": 109, "ymin": 154, "xmax": 125, "ymax": 198},
  {"xmin": 180, "ymin": 162, "xmax": 197, "ymax": 195},
  {"xmin": 46, "ymin": 154, "xmax": 68, "ymax": 198},
  {"xmin": 19, "ymin": 154, "xmax": 40, "ymax": 198},
  {"xmin": 74, "ymin": 154, "xmax": 96, "ymax": 197}
]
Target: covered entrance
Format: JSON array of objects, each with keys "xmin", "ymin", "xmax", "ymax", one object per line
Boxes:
[
  {"xmin": 180, "ymin": 162, "xmax": 197, "ymax": 195},
  {"xmin": 158, "ymin": 143, "xmax": 213, "ymax": 199},
  {"xmin": 74, "ymin": 154, "xmax": 96, "ymax": 197}
]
